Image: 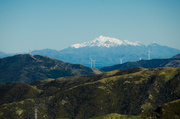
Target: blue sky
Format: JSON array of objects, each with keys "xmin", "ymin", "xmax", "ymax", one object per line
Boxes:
[{"xmin": 0, "ymin": 0, "xmax": 180, "ymax": 53}]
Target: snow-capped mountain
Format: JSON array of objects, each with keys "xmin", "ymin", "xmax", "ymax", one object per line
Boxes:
[
  {"xmin": 2, "ymin": 36, "xmax": 179, "ymax": 68},
  {"xmin": 71, "ymin": 36, "xmax": 141, "ymax": 48},
  {"xmin": 55, "ymin": 36, "xmax": 178, "ymax": 68}
]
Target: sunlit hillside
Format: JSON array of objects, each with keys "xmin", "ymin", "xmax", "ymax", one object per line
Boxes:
[{"xmin": 0, "ymin": 67, "xmax": 179, "ymax": 118}]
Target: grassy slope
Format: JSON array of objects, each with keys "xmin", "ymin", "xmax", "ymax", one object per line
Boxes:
[
  {"xmin": 90, "ymin": 113, "xmax": 140, "ymax": 119},
  {"xmin": 0, "ymin": 67, "xmax": 179, "ymax": 119}
]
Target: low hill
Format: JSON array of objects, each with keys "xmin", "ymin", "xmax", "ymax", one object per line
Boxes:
[
  {"xmin": 170, "ymin": 53, "xmax": 180, "ymax": 59},
  {"xmin": 0, "ymin": 54, "xmax": 101, "ymax": 84},
  {"xmin": 101, "ymin": 54, "xmax": 180, "ymax": 72},
  {"xmin": 0, "ymin": 67, "xmax": 179, "ymax": 118}
]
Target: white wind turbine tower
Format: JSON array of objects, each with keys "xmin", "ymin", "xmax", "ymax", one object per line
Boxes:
[
  {"xmin": 35, "ymin": 108, "xmax": 37, "ymax": 119},
  {"xmin": 148, "ymin": 50, "xmax": 151, "ymax": 60},
  {"xmin": 90, "ymin": 57, "xmax": 96, "ymax": 68},
  {"xmin": 93, "ymin": 60, "xmax": 96, "ymax": 68},
  {"xmin": 119, "ymin": 57, "xmax": 124, "ymax": 64},
  {"xmin": 29, "ymin": 50, "xmax": 31, "ymax": 55},
  {"xmin": 90, "ymin": 57, "xmax": 93, "ymax": 68}
]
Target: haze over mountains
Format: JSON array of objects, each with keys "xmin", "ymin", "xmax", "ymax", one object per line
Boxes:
[{"xmin": 1, "ymin": 36, "xmax": 179, "ymax": 68}]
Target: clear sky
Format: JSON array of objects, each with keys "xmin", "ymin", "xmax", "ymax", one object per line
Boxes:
[{"xmin": 0, "ymin": 0, "xmax": 180, "ymax": 53}]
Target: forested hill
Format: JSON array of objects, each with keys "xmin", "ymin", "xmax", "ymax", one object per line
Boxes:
[{"xmin": 0, "ymin": 54, "xmax": 101, "ymax": 84}]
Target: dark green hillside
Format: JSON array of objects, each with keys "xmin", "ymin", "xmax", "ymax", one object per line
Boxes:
[
  {"xmin": 101, "ymin": 54, "xmax": 180, "ymax": 72},
  {"xmin": 141, "ymin": 99, "xmax": 180, "ymax": 119},
  {"xmin": 0, "ymin": 67, "xmax": 179, "ymax": 119},
  {"xmin": 0, "ymin": 83, "xmax": 39, "ymax": 105},
  {"xmin": 0, "ymin": 54, "xmax": 100, "ymax": 84}
]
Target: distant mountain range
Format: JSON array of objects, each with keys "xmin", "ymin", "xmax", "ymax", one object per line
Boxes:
[
  {"xmin": 31, "ymin": 36, "xmax": 180, "ymax": 68},
  {"xmin": 0, "ymin": 67, "xmax": 179, "ymax": 118},
  {"xmin": 1, "ymin": 36, "xmax": 180, "ymax": 68},
  {"xmin": 101, "ymin": 53, "xmax": 180, "ymax": 72},
  {"xmin": 0, "ymin": 54, "xmax": 101, "ymax": 84},
  {"xmin": 0, "ymin": 51, "xmax": 14, "ymax": 58}
]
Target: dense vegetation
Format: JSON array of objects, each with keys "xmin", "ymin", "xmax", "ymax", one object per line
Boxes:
[{"xmin": 0, "ymin": 67, "xmax": 179, "ymax": 118}]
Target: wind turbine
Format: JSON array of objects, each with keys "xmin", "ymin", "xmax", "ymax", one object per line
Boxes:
[
  {"xmin": 90, "ymin": 57, "xmax": 96, "ymax": 68},
  {"xmin": 90, "ymin": 57, "xmax": 93, "ymax": 67},
  {"xmin": 119, "ymin": 57, "xmax": 124, "ymax": 64},
  {"xmin": 93, "ymin": 60, "xmax": 96, "ymax": 68},
  {"xmin": 148, "ymin": 50, "xmax": 150, "ymax": 60},
  {"xmin": 35, "ymin": 108, "xmax": 37, "ymax": 119},
  {"xmin": 29, "ymin": 50, "xmax": 31, "ymax": 55}
]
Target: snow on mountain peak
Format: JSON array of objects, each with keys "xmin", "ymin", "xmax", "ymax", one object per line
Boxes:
[
  {"xmin": 124, "ymin": 40, "xmax": 141, "ymax": 46},
  {"xmin": 96, "ymin": 35, "xmax": 124, "ymax": 45},
  {"xmin": 71, "ymin": 36, "xmax": 141, "ymax": 48}
]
